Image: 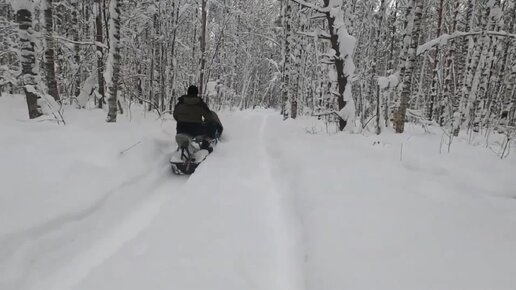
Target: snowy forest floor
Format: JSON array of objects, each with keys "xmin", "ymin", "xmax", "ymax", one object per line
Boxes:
[{"xmin": 1, "ymin": 94, "xmax": 516, "ymax": 290}]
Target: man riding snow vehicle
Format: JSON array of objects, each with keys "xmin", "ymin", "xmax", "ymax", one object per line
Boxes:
[{"xmin": 171, "ymin": 85, "xmax": 223, "ymax": 174}]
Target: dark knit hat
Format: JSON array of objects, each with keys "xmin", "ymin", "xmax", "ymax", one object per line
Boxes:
[{"xmin": 187, "ymin": 85, "xmax": 199, "ymax": 95}]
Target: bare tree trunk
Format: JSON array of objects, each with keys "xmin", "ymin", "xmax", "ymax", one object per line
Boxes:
[
  {"xmin": 160, "ymin": 42, "xmax": 166, "ymax": 112},
  {"xmin": 428, "ymin": 0, "xmax": 444, "ymax": 121},
  {"xmin": 149, "ymin": 36, "xmax": 155, "ymax": 111},
  {"xmin": 372, "ymin": 0, "xmax": 386, "ymax": 134},
  {"xmin": 396, "ymin": 0, "xmax": 414, "ymax": 96},
  {"xmin": 454, "ymin": 0, "xmax": 478, "ymax": 136},
  {"xmin": 510, "ymin": 87, "xmax": 516, "ymax": 126},
  {"xmin": 443, "ymin": 0, "xmax": 460, "ymax": 127},
  {"xmin": 106, "ymin": 0, "xmax": 121, "ymax": 122},
  {"xmin": 43, "ymin": 0, "xmax": 60, "ymax": 103},
  {"xmin": 15, "ymin": 7, "xmax": 42, "ymax": 119},
  {"xmin": 385, "ymin": 1, "xmax": 398, "ymax": 128},
  {"xmin": 464, "ymin": 4, "xmax": 495, "ymax": 133},
  {"xmin": 281, "ymin": 0, "xmax": 292, "ymax": 120},
  {"xmin": 72, "ymin": 1, "xmax": 81, "ymax": 98},
  {"xmin": 291, "ymin": 5, "xmax": 304, "ymax": 120},
  {"xmin": 323, "ymin": 0, "xmax": 354, "ymax": 131},
  {"xmin": 152, "ymin": 11, "xmax": 160, "ymax": 110},
  {"xmin": 199, "ymin": 0, "xmax": 207, "ymax": 95},
  {"xmin": 168, "ymin": 0, "xmax": 179, "ymax": 111},
  {"xmin": 394, "ymin": 0, "xmax": 423, "ymax": 133},
  {"xmin": 490, "ymin": 6, "xmax": 513, "ymax": 121},
  {"xmin": 95, "ymin": 0, "xmax": 106, "ymax": 109},
  {"xmin": 503, "ymin": 3, "xmax": 516, "ymax": 125}
]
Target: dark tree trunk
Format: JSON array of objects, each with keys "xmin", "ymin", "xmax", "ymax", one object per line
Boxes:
[
  {"xmin": 44, "ymin": 0, "xmax": 61, "ymax": 103},
  {"xmin": 106, "ymin": 0, "xmax": 121, "ymax": 122},
  {"xmin": 394, "ymin": 0, "xmax": 423, "ymax": 133},
  {"xmin": 16, "ymin": 8, "xmax": 42, "ymax": 119},
  {"xmin": 72, "ymin": 2, "xmax": 81, "ymax": 98},
  {"xmin": 199, "ymin": 0, "xmax": 207, "ymax": 95},
  {"xmin": 95, "ymin": 0, "xmax": 106, "ymax": 109},
  {"xmin": 324, "ymin": 0, "xmax": 348, "ymax": 131},
  {"xmin": 428, "ymin": 0, "xmax": 444, "ymax": 121},
  {"xmin": 281, "ymin": 0, "xmax": 291, "ymax": 120}
]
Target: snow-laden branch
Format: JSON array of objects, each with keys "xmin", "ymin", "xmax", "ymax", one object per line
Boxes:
[
  {"xmin": 291, "ymin": 0, "xmax": 329, "ymax": 13},
  {"xmin": 0, "ymin": 50, "xmax": 17, "ymax": 58},
  {"xmin": 297, "ymin": 30, "xmax": 331, "ymax": 40},
  {"xmin": 418, "ymin": 30, "xmax": 516, "ymax": 55},
  {"xmin": 54, "ymin": 35, "xmax": 108, "ymax": 48},
  {"xmin": 239, "ymin": 31, "xmax": 280, "ymax": 46},
  {"xmin": 310, "ymin": 13, "xmax": 328, "ymax": 21},
  {"xmin": 312, "ymin": 111, "xmax": 340, "ymax": 117},
  {"xmin": 9, "ymin": 0, "xmax": 34, "ymax": 11}
]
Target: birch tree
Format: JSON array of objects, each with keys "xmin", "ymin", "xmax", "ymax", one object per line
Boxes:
[
  {"xmin": 11, "ymin": 0, "xmax": 42, "ymax": 119},
  {"xmin": 106, "ymin": 0, "xmax": 121, "ymax": 122},
  {"xmin": 199, "ymin": 0, "xmax": 208, "ymax": 96},
  {"xmin": 94, "ymin": 0, "xmax": 106, "ymax": 108},
  {"xmin": 43, "ymin": 0, "xmax": 60, "ymax": 103},
  {"xmin": 393, "ymin": 0, "xmax": 423, "ymax": 133}
]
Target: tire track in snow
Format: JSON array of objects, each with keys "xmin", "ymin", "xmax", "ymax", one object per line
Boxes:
[{"xmin": 258, "ymin": 115, "xmax": 306, "ymax": 290}]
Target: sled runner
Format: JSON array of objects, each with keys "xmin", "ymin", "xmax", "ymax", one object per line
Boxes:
[{"xmin": 170, "ymin": 133, "xmax": 217, "ymax": 175}]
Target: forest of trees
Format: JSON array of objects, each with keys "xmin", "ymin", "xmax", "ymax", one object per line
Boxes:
[{"xmin": 1, "ymin": 0, "xmax": 515, "ymax": 137}]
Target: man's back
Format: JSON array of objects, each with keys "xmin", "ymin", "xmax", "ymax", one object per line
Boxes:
[
  {"xmin": 173, "ymin": 85, "xmax": 212, "ymax": 137},
  {"xmin": 173, "ymin": 94, "xmax": 210, "ymax": 124}
]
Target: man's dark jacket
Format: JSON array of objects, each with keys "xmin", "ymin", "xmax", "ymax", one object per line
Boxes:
[{"xmin": 173, "ymin": 94, "xmax": 224, "ymax": 138}]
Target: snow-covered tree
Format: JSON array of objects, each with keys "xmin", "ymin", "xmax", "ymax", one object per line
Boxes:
[
  {"xmin": 11, "ymin": 0, "xmax": 42, "ymax": 119},
  {"xmin": 43, "ymin": 0, "xmax": 60, "ymax": 103},
  {"xmin": 393, "ymin": 0, "xmax": 423, "ymax": 133},
  {"xmin": 105, "ymin": 0, "xmax": 121, "ymax": 122}
]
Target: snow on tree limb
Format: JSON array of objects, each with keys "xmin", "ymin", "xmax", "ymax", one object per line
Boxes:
[
  {"xmin": 297, "ymin": 30, "xmax": 332, "ymax": 40},
  {"xmin": 418, "ymin": 30, "xmax": 516, "ymax": 55},
  {"xmin": 53, "ymin": 35, "xmax": 109, "ymax": 48},
  {"xmin": 291, "ymin": 0, "xmax": 329, "ymax": 13},
  {"xmin": 9, "ymin": 0, "xmax": 34, "ymax": 12}
]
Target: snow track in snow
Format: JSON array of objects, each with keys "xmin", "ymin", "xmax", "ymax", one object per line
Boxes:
[
  {"xmin": 0, "ymin": 162, "xmax": 185, "ymax": 290},
  {"xmin": 61, "ymin": 111, "xmax": 308, "ymax": 290},
  {"xmin": 257, "ymin": 114, "xmax": 306, "ymax": 290}
]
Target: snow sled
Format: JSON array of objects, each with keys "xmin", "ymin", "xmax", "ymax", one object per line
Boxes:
[{"xmin": 170, "ymin": 134, "xmax": 217, "ymax": 175}]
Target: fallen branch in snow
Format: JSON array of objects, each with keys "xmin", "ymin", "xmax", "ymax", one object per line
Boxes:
[
  {"xmin": 500, "ymin": 137, "xmax": 511, "ymax": 159},
  {"xmin": 131, "ymin": 95, "xmax": 163, "ymax": 117},
  {"xmin": 493, "ymin": 126, "xmax": 515, "ymax": 159},
  {"xmin": 16, "ymin": 117, "xmax": 61, "ymax": 123},
  {"xmin": 400, "ymin": 143, "xmax": 403, "ymax": 162},
  {"xmin": 312, "ymin": 111, "xmax": 348, "ymax": 132},
  {"xmin": 362, "ymin": 114, "xmax": 377, "ymax": 129},
  {"xmin": 406, "ymin": 109, "xmax": 436, "ymax": 133},
  {"xmin": 159, "ymin": 110, "xmax": 174, "ymax": 116},
  {"xmin": 120, "ymin": 141, "xmax": 142, "ymax": 155}
]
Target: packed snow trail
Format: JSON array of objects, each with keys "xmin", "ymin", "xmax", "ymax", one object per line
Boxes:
[
  {"xmin": 71, "ymin": 111, "xmax": 305, "ymax": 290},
  {"xmin": 2, "ymin": 95, "xmax": 516, "ymax": 290}
]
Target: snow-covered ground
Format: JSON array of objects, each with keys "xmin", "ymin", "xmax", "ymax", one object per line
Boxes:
[{"xmin": 1, "ymin": 94, "xmax": 516, "ymax": 290}]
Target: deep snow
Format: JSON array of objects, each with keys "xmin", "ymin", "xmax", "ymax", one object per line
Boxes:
[{"xmin": 1, "ymin": 94, "xmax": 516, "ymax": 290}]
